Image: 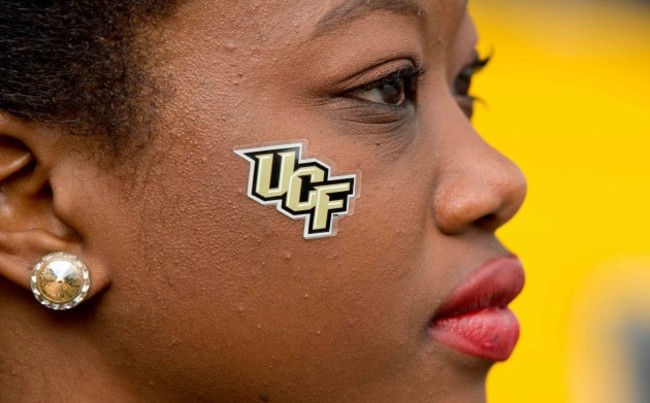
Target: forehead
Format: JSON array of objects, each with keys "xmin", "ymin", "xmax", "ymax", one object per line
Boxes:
[
  {"xmin": 176, "ymin": 0, "xmax": 468, "ymax": 43},
  {"xmin": 154, "ymin": 0, "xmax": 475, "ymax": 136}
]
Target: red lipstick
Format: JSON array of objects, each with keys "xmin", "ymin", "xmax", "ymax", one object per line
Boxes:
[{"xmin": 428, "ymin": 255, "xmax": 525, "ymax": 361}]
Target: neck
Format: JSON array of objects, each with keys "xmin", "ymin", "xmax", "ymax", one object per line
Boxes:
[{"xmin": 0, "ymin": 279, "xmax": 140, "ymax": 402}]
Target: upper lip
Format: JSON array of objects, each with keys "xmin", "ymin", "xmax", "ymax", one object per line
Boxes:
[{"xmin": 432, "ymin": 254, "xmax": 525, "ymax": 320}]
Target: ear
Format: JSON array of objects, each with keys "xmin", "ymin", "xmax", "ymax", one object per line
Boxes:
[{"xmin": 0, "ymin": 114, "xmax": 109, "ymax": 306}]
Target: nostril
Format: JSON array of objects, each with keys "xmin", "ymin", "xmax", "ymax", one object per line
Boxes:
[
  {"xmin": 431, "ymin": 144, "xmax": 527, "ymax": 236},
  {"xmin": 474, "ymin": 213, "xmax": 499, "ymax": 230}
]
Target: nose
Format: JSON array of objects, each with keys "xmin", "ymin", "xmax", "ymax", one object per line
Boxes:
[{"xmin": 431, "ymin": 121, "xmax": 527, "ymax": 235}]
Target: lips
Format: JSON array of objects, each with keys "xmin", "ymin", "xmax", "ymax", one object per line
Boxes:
[{"xmin": 428, "ymin": 255, "xmax": 525, "ymax": 361}]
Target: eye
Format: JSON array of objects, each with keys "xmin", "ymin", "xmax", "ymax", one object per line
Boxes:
[
  {"xmin": 349, "ymin": 66, "xmax": 424, "ymax": 107},
  {"xmin": 453, "ymin": 52, "xmax": 491, "ymax": 117}
]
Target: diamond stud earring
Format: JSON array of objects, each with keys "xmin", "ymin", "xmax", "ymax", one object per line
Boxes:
[{"xmin": 30, "ymin": 252, "xmax": 91, "ymax": 310}]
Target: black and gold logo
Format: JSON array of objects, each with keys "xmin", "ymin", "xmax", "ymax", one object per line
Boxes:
[{"xmin": 235, "ymin": 143, "xmax": 357, "ymax": 239}]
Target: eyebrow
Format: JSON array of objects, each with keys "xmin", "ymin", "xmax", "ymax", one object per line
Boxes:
[{"xmin": 311, "ymin": 0, "xmax": 424, "ymax": 39}]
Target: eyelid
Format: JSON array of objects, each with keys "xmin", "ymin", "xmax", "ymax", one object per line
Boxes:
[
  {"xmin": 329, "ymin": 58, "xmax": 426, "ymax": 95},
  {"xmin": 355, "ymin": 65, "xmax": 426, "ymax": 93},
  {"xmin": 453, "ymin": 50, "xmax": 493, "ymax": 118},
  {"xmin": 344, "ymin": 64, "xmax": 425, "ymax": 109},
  {"xmin": 461, "ymin": 51, "xmax": 492, "ymax": 77},
  {"xmin": 469, "ymin": 53, "xmax": 491, "ymax": 74}
]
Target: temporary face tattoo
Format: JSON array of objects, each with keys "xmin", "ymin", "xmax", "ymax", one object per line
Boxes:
[{"xmin": 235, "ymin": 142, "xmax": 357, "ymax": 239}]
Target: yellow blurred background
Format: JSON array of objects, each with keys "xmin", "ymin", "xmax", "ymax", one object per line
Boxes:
[{"xmin": 470, "ymin": 1, "xmax": 650, "ymax": 402}]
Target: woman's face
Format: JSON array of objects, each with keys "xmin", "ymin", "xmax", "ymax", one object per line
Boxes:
[{"xmin": 80, "ymin": 0, "xmax": 527, "ymax": 401}]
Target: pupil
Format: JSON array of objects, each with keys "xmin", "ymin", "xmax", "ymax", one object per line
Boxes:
[{"xmin": 381, "ymin": 80, "xmax": 405, "ymax": 104}]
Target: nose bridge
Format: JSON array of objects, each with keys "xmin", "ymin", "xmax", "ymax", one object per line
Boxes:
[{"xmin": 431, "ymin": 124, "xmax": 527, "ymax": 235}]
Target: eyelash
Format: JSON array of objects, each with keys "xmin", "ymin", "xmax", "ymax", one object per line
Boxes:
[
  {"xmin": 453, "ymin": 53, "xmax": 491, "ymax": 118},
  {"xmin": 362, "ymin": 65, "xmax": 425, "ymax": 95},
  {"xmin": 348, "ymin": 64, "xmax": 426, "ymax": 108},
  {"xmin": 454, "ymin": 53, "xmax": 491, "ymax": 99},
  {"xmin": 344, "ymin": 52, "xmax": 491, "ymax": 117}
]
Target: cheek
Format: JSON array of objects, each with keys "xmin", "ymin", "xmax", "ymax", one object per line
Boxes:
[{"xmin": 122, "ymin": 127, "xmax": 435, "ymax": 383}]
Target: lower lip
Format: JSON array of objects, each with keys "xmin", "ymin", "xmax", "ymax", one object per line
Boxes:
[{"xmin": 428, "ymin": 306, "xmax": 520, "ymax": 361}]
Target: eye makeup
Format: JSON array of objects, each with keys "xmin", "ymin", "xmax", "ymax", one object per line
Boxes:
[
  {"xmin": 348, "ymin": 64, "xmax": 426, "ymax": 107},
  {"xmin": 453, "ymin": 51, "xmax": 491, "ymax": 118}
]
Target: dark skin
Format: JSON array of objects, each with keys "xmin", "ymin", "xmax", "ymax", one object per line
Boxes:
[{"xmin": 0, "ymin": 0, "xmax": 526, "ymax": 401}]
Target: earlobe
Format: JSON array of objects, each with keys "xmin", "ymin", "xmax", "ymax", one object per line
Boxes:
[
  {"xmin": 0, "ymin": 228, "xmax": 71, "ymax": 289},
  {"xmin": 0, "ymin": 114, "xmax": 110, "ymax": 310}
]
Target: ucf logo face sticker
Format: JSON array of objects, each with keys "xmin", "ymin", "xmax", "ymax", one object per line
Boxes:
[{"xmin": 235, "ymin": 143, "xmax": 357, "ymax": 239}]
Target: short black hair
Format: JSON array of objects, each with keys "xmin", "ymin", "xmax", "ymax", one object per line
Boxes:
[{"xmin": 0, "ymin": 0, "xmax": 179, "ymax": 153}]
